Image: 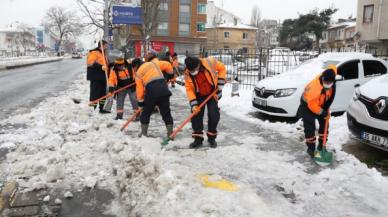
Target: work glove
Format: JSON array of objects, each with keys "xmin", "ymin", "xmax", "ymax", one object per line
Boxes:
[
  {"xmin": 191, "ymin": 105, "xmax": 201, "ymax": 115},
  {"xmin": 320, "ymin": 110, "xmax": 329, "ymax": 119},
  {"xmin": 108, "ymin": 86, "xmax": 115, "ymax": 94},
  {"xmin": 216, "ymin": 90, "xmax": 222, "ymax": 100}
]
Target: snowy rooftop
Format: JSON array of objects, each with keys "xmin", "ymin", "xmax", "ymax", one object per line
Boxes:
[
  {"xmin": 328, "ymin": 21, "xmax": 356, "ymax": 30},
  {"xmin": 206, "ymin": 23, "xmax": 258, "ymax": 30}
]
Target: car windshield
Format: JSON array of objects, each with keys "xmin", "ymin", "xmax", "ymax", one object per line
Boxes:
[{"xmin": 322, "ymin": 60, "xmax": 340, "ymax": 69}]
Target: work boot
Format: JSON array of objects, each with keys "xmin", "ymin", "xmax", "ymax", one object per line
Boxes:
[
  {"xmin": 306, "ymin": 144, "xmax": 316, "ymax": 158},
  {"xmin": 166, "ymin": 124, "xmax": 173, "ymax": 138},
  {"xmin": 99, "ymin": 107, "xmax": 111, "ymax": 114},
  {"xmin": 189, "ymin": 137, "xmax": 204, "ymax": 149},
  {"xmin": 115, "ymin": 113, "xmax": 123, "ymax": 120},
  {"xmin": 208, "ymin": 137, "xmax": 218, "ymax": 148},
  {"xmin": 138, "ymin": 124, "xmax": 149, "ymax": 137}
]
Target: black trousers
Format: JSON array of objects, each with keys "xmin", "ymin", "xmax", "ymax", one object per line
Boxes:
[
  {"xmin": 300, "ymin": 105, "xmax": 328, "ymax": 150},
  {"xmin": 191, "ymin": 96, "xmax": 220, "ymax": 139},
  {"xmin": 90, "ymin": 80, "xmax": 107, "ymax": 109},
  {"xmin": 140, "ymin": 96, "xmax": 173, "ymax": 125}
]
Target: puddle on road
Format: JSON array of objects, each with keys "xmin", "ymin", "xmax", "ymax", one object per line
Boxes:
[{"xmin": 343, "ymin": 138, "xmax": 388, "ymax": 176}]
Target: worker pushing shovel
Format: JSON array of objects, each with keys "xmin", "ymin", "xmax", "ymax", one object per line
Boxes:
[{"xmin": 299, "ymin": 65, "xmax": 337, "ymax": 166}]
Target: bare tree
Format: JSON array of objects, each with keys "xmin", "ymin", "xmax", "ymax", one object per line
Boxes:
[
  {"xmin": 14, "ymin": 23, "xmax": 34, "ymax": 56},
  {"xmin": 136, "ymin": 0, "xmax": 165, "ymax": 56},
  {"xmin": 42, "ymin": 6, "xmax": 82, "ymax": 55},
  {"xmin": 250, "ymin": 5, "xmax": 261, "ymax": 28},
  {"xmin": 76, "ymin": 0, "xmax": 118, "ymax": 35}
]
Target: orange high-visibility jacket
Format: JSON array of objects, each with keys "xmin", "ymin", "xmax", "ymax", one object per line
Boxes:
[
  {"xmin": 108, "ymin": 68, "xmax": 134, "ymax": 88},
  {"xmin": 184, "ymin": 57, "xmax": 227, "ymax": 107},
  {"xmin": 135, "ymin": 58, "xmax": 173, "ymax": 103},
  {"xmin": 86, "ymin": 49, "xmax": 108, "ymax": 81},
  {"xmin": 302, "ymin": 66, "xmax": 337, "ymax": 115}
]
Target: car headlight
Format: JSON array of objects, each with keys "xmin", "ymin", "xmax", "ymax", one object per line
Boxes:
[
  {"xmin": 274, "ymin": 88, "xmax": 297, "ymax": 98},
  {"xmin": 353, "ymin": 87, "xmax": 361, "ymax": 101}
]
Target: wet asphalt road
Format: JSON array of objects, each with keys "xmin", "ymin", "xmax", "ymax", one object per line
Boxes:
[{"xmin": 0, "ymin": 58, "xmax": 85, "ymax": 120}]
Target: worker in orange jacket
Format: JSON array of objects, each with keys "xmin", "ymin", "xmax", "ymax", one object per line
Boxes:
[
  {"xmin": 184, "ymin": 56, "xmax": 227, "ymax": 148},
  {"xmin": 171, "ymin": 52, "xmax": 180, "ymax": 88},
  {"xmin": 108, "ymin": 57, "xmax": 138, "ymax": 120},
  {"xmin": 87, "ymin": 40, "xmax": 110, "ymax": 113},
  {"xmin": 135, "ymin": 50, "xmax": 175, "ymax": 137},
  {"xmin": 300, "ymin": 66, "xmax": 337, "ymax": 157}
]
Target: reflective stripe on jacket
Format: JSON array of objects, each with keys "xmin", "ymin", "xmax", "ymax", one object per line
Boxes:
[{"xmin": 184, "ymin": 57, "xmax": 227, "ymax": 107}]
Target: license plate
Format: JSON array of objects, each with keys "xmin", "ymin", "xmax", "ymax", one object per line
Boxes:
[
  {"xmin": 254, "ymin": 98, "xmax": 267, "ymax": 107},
  {"xmin": 361, "ymin": 132, "xmax": 388, "ymax": 148}
]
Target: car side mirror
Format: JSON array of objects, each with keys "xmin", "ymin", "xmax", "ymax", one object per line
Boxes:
[{"xmin": 335, "ymin": 75, "xmax": 343, "ymax": 81}]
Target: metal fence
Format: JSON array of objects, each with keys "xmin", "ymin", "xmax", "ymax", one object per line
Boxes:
[
  {"xmin": 199, "ymin": 48, "xmax": 388, "ymax": 88},
  {"xmin": 200, "ymin": 48, "xmax": 318, "ymax": 87}
]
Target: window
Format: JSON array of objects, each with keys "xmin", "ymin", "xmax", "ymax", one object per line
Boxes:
[
  {"xmin": 363, "ymin": 5, "xmax": 374, "ymax": 23},
  {"xmin": 179, "ymin": 23, "xmax": 190, "ymax": 36},
  {"xmin": 243, "ymin": 32, "xmax": 248, "ymax": 39},
  {"xmin": 197, "ymin": 3, "xmax": 206, "ymax": 14},
  {"xmin": 224, "ymin": 32, "xmax": 230, "ymax": 38},
  {"xmin": 180, "ymin": 5, "xmax": 190, "ymax": 13},
  {"xmin": 157, "ymin": 22, "xmax": 169, "ymax": 36},
  {"xmin": 159, "ymin": 2, "xmax": 168, "ymax": 10},
  {"xmin": 197, "ymin": 23, "xmax": 205, "ymax": 32},
  {"xmin": 363, "ymin": 60, "xmax": 387, "ymax": 77},
  {"xmin": 337, "ymin": 60, "xmax": 359, "ymax": 80}
]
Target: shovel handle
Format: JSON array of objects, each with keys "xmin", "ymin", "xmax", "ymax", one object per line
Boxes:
[
  {"xmin": 120, "ymin": 109, "xmax": 142, "ymax": 131},
  {"xmin": 322, "ymin": 113, "xmax": 330, "ymax": 147},
  {"xmin": 89, "ymin": 83, "xmax": 135, "ymax": 105},
  {"xmin": 169, "ymin": 89, "xmax": 218, "ymax": 140}
]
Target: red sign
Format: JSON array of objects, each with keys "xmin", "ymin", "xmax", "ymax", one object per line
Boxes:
[{"xmin": 135, "ymin": 41, "xmax": 175, "ymax": 57}]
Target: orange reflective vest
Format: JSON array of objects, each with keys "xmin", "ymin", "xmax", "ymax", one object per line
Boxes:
[
  {"xmin": 184, "ymin": 57, "xmax": 227, "ymax": 107},
  {"xmin": 302, "ymin": 66, "xmax": 337, "ymax": 115},
  {"xmin": 86, "ymin": 49, "xmax": 108, "ymax": 81},
  {"xmin": 108, "ymin": 68, "xmax": 135, "ymax": 89},
  {"xmin": 135, "ymin": 58, "xmax": 173, "ymax": 103}
]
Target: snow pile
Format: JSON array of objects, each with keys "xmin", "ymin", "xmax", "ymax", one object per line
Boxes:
[{"xmin": 1, "ymin": 77, "xmax": 388, "ymax": 216}]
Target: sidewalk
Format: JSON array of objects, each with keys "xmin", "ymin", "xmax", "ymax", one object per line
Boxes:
[{"xmin": 0, "ymin": 56, "xmax": 64, "ymax": 70}]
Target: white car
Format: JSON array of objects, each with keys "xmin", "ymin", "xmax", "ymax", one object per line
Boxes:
[
  {"xmin": 252, "ymin": 52, "xmax": 388, "ymax": 118},
  {"xmin": 347, "ymin": 74, "xmax": 388, "ymax": 151}
]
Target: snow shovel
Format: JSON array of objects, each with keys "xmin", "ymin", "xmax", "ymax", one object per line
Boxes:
[
  {"xmin": 161, "ymin": 89, "xmax": 218, "ymax": 147},
  {"xmin": 313, "ymin": 114, "xmax": 333, "ymax": 166},
  {"xmin": 120, "ymin": 109, "xmax": 142, "ymax": 131},
  {"xmin": 88, "ymin": 83, "xmax": 135, "ymax": 106},
  {"xmin": 100, "ymin": 39, "xmax": 112, "ymax": 113}
]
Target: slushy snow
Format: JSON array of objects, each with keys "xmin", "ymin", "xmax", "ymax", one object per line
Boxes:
[{"xmin": 0, "ymin": 75, "xmax": 388, "ymax": 217}]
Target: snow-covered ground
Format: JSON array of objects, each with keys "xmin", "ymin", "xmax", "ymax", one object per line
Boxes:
[
  {"xmin": 0, "ymin": 56, "xmax": 64, "ymax": 69},
  {"xmin": 1, "ymin": 76, "xmax": 388, "ymax": 217}
]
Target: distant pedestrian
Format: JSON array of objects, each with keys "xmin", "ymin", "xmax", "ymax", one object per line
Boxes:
[
  {"xmin": 300, "ymin": 66, "xmax": 337, "ymax": 157},
  {"xmin": 184, "ymin": 56, "xmax": 227, "ymax": 148},
  {"xmin": 87, "ymin": 40, "xmax": 110, "ymax": 114},
  {"xmin": 108, "ymin": 57, "xmax": 138, "ymax": 120}
]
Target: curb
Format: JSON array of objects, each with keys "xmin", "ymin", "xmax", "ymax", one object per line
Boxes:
[{"xmin": 0, "ymin": 58, "xmax": 64, "ymax": 71}]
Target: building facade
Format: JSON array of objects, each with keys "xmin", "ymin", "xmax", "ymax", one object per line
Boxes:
[
  {"xmin": 206, "ymin": 23, "xmax": 257, "ymax": 50},
  {"xmin": 0, "ymin": 27, "xmax": 36, "ymax": 56},
  {"xmin": 257, "ymin": 19, "xmax": 280, "ymax": 48},
  {"xmin": 356, "ymin": 0, "xmax": 388, "ymax": 54},
  {"xmin": 126, "ymin": 0, "xmax": 207, "ymax": 57},
  {"xmin": 320, "ymin": 19, "xmax": 357, "ymax": 51},
  {"xmin": 206, "ymin": 0, "xmax": 243, "ymax": 27}
]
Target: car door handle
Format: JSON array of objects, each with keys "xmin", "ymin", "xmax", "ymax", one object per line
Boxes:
[{"xmin": 354, "ymin": 84, "xmax": 360, "ymax": 87}]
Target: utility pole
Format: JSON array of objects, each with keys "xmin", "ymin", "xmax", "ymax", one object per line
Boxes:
[{"xmin": 104, "ymin": 0, "xmax": 109, "ymax": 41}]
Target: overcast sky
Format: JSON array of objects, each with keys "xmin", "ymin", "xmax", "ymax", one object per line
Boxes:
[{"xmin": 0, "ymin": 0, "xmax": 357, "ymax": 47}]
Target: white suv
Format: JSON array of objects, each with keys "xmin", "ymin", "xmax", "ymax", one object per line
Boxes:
[
  {"xmin": 347, "ymin": 74, "xmax": 388, "ymax": 151},
  {"xmin": 252, "ymin": 53, "xmax": 388, "ymax": 118}
]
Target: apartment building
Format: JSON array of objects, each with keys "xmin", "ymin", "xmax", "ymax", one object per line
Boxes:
[
  {"xmin": 320, "ymin": 19, "xmax": 357, "ymax": 51},
  {"xmin": 356, "ymin": 0, "xmax": 388, "ymax": 53}
]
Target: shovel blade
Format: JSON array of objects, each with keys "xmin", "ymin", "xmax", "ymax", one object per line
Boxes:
[{"xmin": 313, "ymin": 150, "xmax": 333, "ymax": 166}]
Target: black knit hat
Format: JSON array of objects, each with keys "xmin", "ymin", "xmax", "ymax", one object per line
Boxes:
[
  {"xmin": 322, "ymin": 69, "xmax": 336, "ymax": 82},
  {"xmin": 185, "ymin": 57, "xmax": 200, "ymax": 71}
]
